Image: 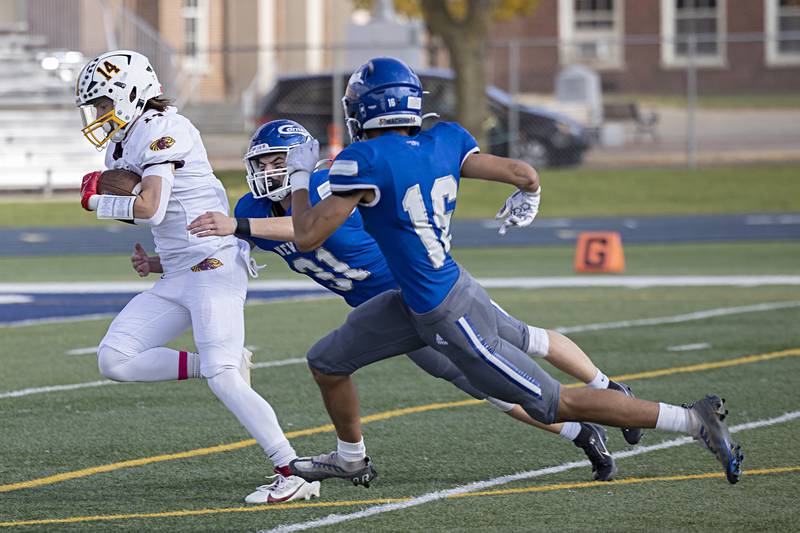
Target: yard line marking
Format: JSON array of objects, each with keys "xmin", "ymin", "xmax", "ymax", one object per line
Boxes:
[
  {"xmin": 0, "ymin": 295, "xmax": 33, "ymax": 304},
  {"xmin": 668, "ymin": 342, "xmax": 712, "ymax": 352},
  {"xmin": 0, "ymin": 380, "xmax": 119, "ymax": 399},
  {"xmin": 2, "ymin": 276, "xmax": 799, "ymax": 295},
  {"xmin": 263, "ymin": 411, "xmax": 800, "ymax": 533},
  {"xmin": 2, "ymin": 348, "xmax": 798, "ymax": 493},
  {"xmin": 252, "ymin": 358, "xmax": 307, "ymax": 370},
  {"xmin": 3, "ymin": 464, "xmax": 798, "ymax": 528},
  {"xmin": 0, "ymin": 313, "xmax": 116, "ymax": 328},
  {"xmin": 5, "ymin": 300, "xmax": 798, "ymax": 398},
  {"xmin": 64, "ymin": 346, "xmax": 99, "ymax": 356},
  {"xmin": 556, "ymin": 300, "xmax": 800, "ymax": 334}
]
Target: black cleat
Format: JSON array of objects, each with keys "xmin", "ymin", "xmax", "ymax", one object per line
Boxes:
[
  {"xmin": 574, "ymin": 423, "xmax": 617, "ymax": 481},
  {"xmin": 609, "ymin": 380, "xmax": 645, "ymax": 445},
  {"xmin": 289, "ymin": 452, "xmax": 378, "ymax": 487},
  {"xmin": 686, "ymin": 395, "xmax": 744, "ymax": 484}
]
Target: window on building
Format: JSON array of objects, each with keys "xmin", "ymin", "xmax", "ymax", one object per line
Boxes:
[
  {"xmin": 661, "ymin": 0, "xmax": 727, "ymax": 67},
  {"xmin": 559, "ymin": 0, "xmax": 625, "ymax": 69},
  {"xmin": 182, "ymin": 0, "xmax": 209, "ymax": 72},
  {"xmin": 766, "ymin": 0, "xmax": 800, "ymax": 65}
]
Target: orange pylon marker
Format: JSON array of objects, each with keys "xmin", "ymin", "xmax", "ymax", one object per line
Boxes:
[{"xmin": 574, "ymin": 231, "xmax": 625, "ymax": 273}]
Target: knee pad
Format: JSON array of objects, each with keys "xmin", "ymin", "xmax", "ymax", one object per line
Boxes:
[
  {"xmin": 526, "ymin": 326, "xmax": 550, "ymax": 357},
  {"xmin": 97, "ymin": 344, "xmax": 132, "ymax": 382}
]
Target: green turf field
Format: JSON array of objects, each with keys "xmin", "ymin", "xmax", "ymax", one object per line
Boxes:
[
  {"xmin": 2, "ymin": 163, "xmax": 799, "ymax": 227},
  {"xmin": 1, "ymin": 283, "xmax": 799, "ymax": 531}
]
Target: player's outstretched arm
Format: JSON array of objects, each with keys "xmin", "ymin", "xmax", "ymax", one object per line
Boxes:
[
  {"xmin": 462, "ymin": 153, "xmax": 542, "ymax": 235},
  {"xmin": 188, "ymin": 212, "xmax": 295, "ymax": 241},
  {"xmin": 290, "ymin": 190, "xmax": 363, "ymax": 252},
  {"xmin": 460, "ymin": 153, "xmax": 540, "ymax": 192}
]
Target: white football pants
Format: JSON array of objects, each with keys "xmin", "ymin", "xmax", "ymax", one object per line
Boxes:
[{"xmin": 98, "ymin": 242, "xmax": 296, "ymax": 467}]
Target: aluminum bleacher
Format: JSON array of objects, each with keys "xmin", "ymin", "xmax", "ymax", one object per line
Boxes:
[{"xmin": 0, "ymin": 31, "xmax": 103, "ymax": 192}]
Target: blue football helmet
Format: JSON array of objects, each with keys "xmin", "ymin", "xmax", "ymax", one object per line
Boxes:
[
  {"xmin": 244, "ymin": 119, "xmax": 312, "ymax": 201},
  {"xmin": 342, "ymin": 57, "xmax": 424, "ymax": 143}
]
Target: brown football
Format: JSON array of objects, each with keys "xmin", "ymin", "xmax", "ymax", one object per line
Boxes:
[{"xmin": 97, "ymin": 169, "xmax": 142, "ymax": 196}]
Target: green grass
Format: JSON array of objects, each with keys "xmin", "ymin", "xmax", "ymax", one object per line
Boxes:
[
  {"xmin": 611, "ymin": 92, "xmax": 800, "ymax": 110},
  {"xmin": 2, "ymin": 164, "xmax": 798, "ymax": 227},
  {"xmin": 1, "ymin": 284, "xmax": 799, "ymax": 531},
  {"xmin": 1, "ymin": 241, "xmax": 797, "ymax": 282}
]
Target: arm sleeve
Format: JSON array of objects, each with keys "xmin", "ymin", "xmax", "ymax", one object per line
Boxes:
[
  {"xmin": 134, "ymin": 174, "xmax": 172, "ymax": 226},
  {"xmin": 326, "ymin": 146, "xmax": 382, "ymax": 208}
]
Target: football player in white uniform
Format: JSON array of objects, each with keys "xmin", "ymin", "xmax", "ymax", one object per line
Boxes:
[{"xmin": 75, "ymin": 50, "xmax": 320, "ymax": 504}]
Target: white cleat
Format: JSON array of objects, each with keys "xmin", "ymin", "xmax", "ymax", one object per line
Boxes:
[
  {"xmin": 240, "ymin": 347, "xmax": 254, "ymax": 386},
  {"xmin": 245, "ymin": 473, "xmax": 321, "ymax": 504}
]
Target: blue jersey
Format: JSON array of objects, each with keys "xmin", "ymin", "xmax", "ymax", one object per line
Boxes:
[
  {"xmin": 235, "ymin": 169, "xmax": 396, "ymax": 307},
  {"xmin": 326, "ymin": 122, "xmax": 479, "ymax": 313}
]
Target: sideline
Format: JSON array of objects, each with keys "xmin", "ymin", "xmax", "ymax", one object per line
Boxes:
[{"xmin": 2, "ymin": 348, "xmax": 798, "ymax": 494}]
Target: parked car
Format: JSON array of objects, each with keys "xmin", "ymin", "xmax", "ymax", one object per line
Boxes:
[{"xmin": 256, "ymin": 69, "xmax": 589, "ymax": 168}]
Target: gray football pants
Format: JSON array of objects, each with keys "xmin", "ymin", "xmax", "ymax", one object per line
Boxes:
[{"xmin": 307, "ymin": 269, "xmax": 560, "ymax": 424}]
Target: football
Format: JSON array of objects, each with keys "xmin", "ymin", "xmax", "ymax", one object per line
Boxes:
[{"xmin": 97, "ymin": 169, "xmax": 142, "ymax": 196}]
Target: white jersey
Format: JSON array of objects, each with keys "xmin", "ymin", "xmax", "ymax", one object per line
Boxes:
[{"xmin": 104, "ymin": 107, "xmax": 237, "ymax": 274}]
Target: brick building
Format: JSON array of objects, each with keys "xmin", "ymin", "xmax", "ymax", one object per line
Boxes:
[{"xmin": 490, "ymin": 0, "xmax": 800, "ymax": 94}]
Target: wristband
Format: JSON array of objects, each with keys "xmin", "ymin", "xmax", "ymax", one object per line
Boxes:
[
  {"xmin": 96, "ymin": 195, "xmax": 136, "ymax": 220},
  {"xmin": 290, "ymin": 170, "xmax": 311, "ymax": 192},
  {"xmin": 235, "ymin": 217, "xmax": 251, "ymax": 237}
]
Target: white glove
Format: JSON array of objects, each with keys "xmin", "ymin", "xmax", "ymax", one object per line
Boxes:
[
  {"xmin": 496, "ymin": 188, "xmax": 541, "ymax": 236},
  {"xmin": 287, "ymin": 139, "xmax": 320, "ymax": 192}
]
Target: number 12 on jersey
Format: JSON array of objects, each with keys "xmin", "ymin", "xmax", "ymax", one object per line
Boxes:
[{"xmin": 402, "ymin": 175, "xmax": 457, "ymax": 269}]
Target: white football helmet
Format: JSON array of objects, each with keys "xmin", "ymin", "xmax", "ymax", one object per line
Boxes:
[{"xmin": 75, "ymin": 50, "xmax": 162, "ymax": 149}]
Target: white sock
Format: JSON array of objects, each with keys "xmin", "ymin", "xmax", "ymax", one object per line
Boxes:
[
  {"xmin": 337, "ymin": 437, "xmax": 366, "ymax": 462},
  {"xmin": 587, "ymin": 370, "xmax": 610, "ymax": 389},
  {"xmin": 526, "ymin": 326, "xmax": 549, "ymax": 357},
  {"xmin": 98, "ymin": 345, "xmax": 201, "ymax": 381},
  {"xmin": 655, "ymin": 402, "xmax": 700, "ymax": 435},
  {"xmin": 207, "ymin": 367, "xmax": 297, "ymax": 468},
  {"xmin": 486, "ymin": 396, "xmax": 515, "ymax": 412},
  {"xmin": 558, "ymin": 421, "xmax": 582, "ymax": 441}
]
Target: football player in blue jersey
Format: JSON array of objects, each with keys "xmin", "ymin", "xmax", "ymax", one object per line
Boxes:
[
  {"xmin": 283, "ymin": 58, "xmax": 743, "ymax": 487},
  {"xmin": 189, "ymin": 119, "xmax": 659, "ymax": 482}
]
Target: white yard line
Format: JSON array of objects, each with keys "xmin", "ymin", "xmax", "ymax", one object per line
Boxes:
[
  {"xmin": 263, "ymin": 410, "xmax": 800, "ymax": 533},
  {"xmin": 668, "ymin": 343, "xmax": 712, "ymax": 352},
  {"xmin": 3, "ymin": 299, "xmax": 799, "ymax": 399},
  {"xmin": 0, "ymin": 313, "xmax": 117, "ymax": 328},
  {"xmin": 0, "ymin": 380, "xmax": 120, "ymax": 399},
  {"xmin": 556, "ymin": 301, "xmax": 800, "ymax": 334},
  {"xmin": 1, "ymin": 276, "xmax": 799, "ymax": 295},
  {"xmin": 0, "ymin": 295, "xmax": 33, "ymax": 304}
]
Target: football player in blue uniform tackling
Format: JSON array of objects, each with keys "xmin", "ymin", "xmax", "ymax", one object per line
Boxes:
[
  {"xmin": 189, "ymin": 119, "xmax": 654, "ymax": 481},
  {"xmin": 283, "ymin": 57, "xmax": 743, "ymax": 487}
]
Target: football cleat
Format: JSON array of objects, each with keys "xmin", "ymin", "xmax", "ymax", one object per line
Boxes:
[
  {"xmin": 244, "ymin": 472, "xmax": 321, "ymax": 504},
  {"xmin": 574, "ymin": 423, "xmax": 617, "ymax": 481},
  {"xmin": 290, "ymin": 452, "xmax": 378, "ymax": 487},
  {"xmin": 686, "ymin": 395, "xmax": 744, "ymax": 484},
  {"xmin": 240, "ymin": 347, "xmax": 254, "ymax": 387},
  {"xmin": 609, "ymin": 380, "xmax": 645, "ymax": 445}
]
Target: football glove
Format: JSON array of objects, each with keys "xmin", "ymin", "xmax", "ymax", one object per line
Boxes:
[
  {"xmin": 80, "ymin": 170, "xmax": 101, "ymax": 211},
  {"xmin": 496, "ymin": 188, "xmax": 541, "ymax": 236},
  {"xmin": 287, "ymin": 138, "xmax": 320, "ymax": 192}
]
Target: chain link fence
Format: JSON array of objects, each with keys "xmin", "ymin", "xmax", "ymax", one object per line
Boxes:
[{"xmin": 178, "ymin": 33, "xmax": 800, "ymax": 171}]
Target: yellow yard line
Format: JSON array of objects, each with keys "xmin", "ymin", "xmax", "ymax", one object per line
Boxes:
[
  {"xmin": 2, "ymin": 347, "xmax": 798, "ymax": 494},
  {"xmin": 2, "ymin": 466, "xmax": 797, "ymax": 528}
]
